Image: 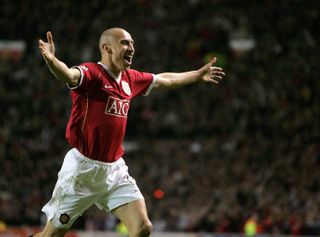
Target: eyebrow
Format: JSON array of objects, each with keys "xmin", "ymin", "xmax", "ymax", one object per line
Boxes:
[{"xmin": 120, "ymin": 39, "xmax": 134, "ymax": 44}]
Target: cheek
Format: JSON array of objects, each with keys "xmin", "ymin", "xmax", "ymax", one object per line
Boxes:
[
  {"xmin": 113, "ymin": 50, "xmax": 122, "ymax": 59},
  {"xmin": 112, "ymin": 53, "xmax": 121, "ymax": 62}
]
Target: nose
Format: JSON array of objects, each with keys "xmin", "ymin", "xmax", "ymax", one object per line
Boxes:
[{"xmin": 128, "ymin": 43, "xmax": 134, "ymax": 52}]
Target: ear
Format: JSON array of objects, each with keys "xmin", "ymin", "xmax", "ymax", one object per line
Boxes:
[{"xmin": 103, "ymin": 44, "xmax": 112, "ymax": 53}]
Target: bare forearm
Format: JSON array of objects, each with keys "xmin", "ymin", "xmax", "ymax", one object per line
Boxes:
[
  {"xmin": 46, "ymin": 57, "xmax": 80, "ymax": 86},
  {"xmin": 154, "ymin": 57, "xmax": 225, "ymax": 89},
  {"xmin": 155, "ymin": 70, "xmax": 201, "ymax": 88}
]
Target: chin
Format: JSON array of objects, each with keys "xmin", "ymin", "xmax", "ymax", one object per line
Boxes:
[{"xmin": 124, "ymin": 65, "xmax": 131, "ymax": 70}]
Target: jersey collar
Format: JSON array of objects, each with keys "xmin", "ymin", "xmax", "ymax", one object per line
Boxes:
[{"xmin": 98, "ymin": 62, "xmax": 121, "ymax": 84}]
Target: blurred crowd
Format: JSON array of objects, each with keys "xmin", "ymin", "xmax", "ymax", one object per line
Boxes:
[{"xmin": 0, "ymin": 0, "xmax": 319, "ymax": 235}]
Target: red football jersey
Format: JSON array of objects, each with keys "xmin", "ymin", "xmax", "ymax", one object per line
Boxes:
[{"xmin": 65, "ymin": 62, "xmax": 155, "ymax": 162}]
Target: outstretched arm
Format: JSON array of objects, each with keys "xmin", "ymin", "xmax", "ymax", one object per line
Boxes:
[
  {"xmin": 39, "ymin": 31, "xmax": 80, "ymax": 86},
  {"xmin": 154, "ymin": 57, "xmax": 225, "ymax": 89}
]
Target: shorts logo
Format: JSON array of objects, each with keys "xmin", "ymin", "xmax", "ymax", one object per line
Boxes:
[
  {"xmin": 105, "ymin": 96, "xmax": 130, "ymax": 118},
  {"xmin": 59, "ymin": 213, "xmax": 70, "ymax": 224}
]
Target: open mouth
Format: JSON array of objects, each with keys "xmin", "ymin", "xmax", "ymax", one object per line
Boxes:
[{"xmin": 124, "ymin": 55, "xmax": 133, "ymax": 65}]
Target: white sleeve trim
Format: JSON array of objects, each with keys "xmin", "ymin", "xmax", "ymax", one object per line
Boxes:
[
  {"xmin": 143, "ymin": 74, "xmax": 157, "ymax": 96},
  {"xmin": 66, "ymin": 66, "xmax": 84, "ymax": 90}
]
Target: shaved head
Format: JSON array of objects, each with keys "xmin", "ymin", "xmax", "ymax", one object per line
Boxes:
[
  {"xmin": 98, "ymin": 27, "xmax": 135, "ymax": 73},
  {"xmin": 99, "ymin": 28, "xmax": 131, "ymax": 53}
]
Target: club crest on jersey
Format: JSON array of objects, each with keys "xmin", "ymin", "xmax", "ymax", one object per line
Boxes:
[
  {"xmin": 121, "ymin": 81, "xmax": 131, "ymax": 96},
  {"xmin": 105, "ymin": 96, "xmax": 130, "ymax": 118}
]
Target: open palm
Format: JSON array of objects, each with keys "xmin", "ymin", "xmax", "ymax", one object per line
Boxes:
[
  {"xmin": 38, "ymin": 31, "xmax": 55, "ymax": 64},
  {"xmin": 199, "ymin": 57, "xmax": 225, "ymax": 84}
]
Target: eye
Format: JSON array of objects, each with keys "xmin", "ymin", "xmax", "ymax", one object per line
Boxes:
[
  {"xmin": 120, "ymin": 40, "xmax": 134, "ymax": 47},
  {"xmin": 120, "ymin": 40, "xmax": 128, "ymax": 45}
]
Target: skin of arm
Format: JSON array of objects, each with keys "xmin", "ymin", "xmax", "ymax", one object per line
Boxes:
[
  {"xmin": 39, "ymin": 31, "xmax": 80, "ymax": 86},
  {"xmin": 39, "ymin": 31, "xmax": 225, "ymax": 88},
  {"xmin": 46, "ymin": 57, "xmax": 80, "ymax": 86},
  {"xmin": 154, "ymin": 57, "xmax": 225, "ymax": 89}
]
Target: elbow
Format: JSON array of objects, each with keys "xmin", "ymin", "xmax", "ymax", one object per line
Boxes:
[
  {"xmin": 68, "ymin": 76, "xmax": 80, "ymax": 87},
  {"xmin": 162, "ymin": 80, "xmax": 173, "ymax": 88},
  {"xmin": 154, "ymin": 75, "xmax": 173, "ymax": 89},
  {"xmin": 66, "ymin": 69, "xmax": 80, "ymax": 86}
]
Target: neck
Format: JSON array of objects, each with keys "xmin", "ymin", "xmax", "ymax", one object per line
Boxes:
[
  {"xmin": 99, "ymin": 61, "xmax": 122, "ymax": 82},
  {"xmin": 100, "ymin": 59, "xmax": 121, "ymax": 78}
]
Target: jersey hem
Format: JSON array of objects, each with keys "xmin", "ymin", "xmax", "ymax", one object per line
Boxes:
[
  {"xmin": 144, "ymin": 74, "xmax": 157, "ymax": 96},
  {"xmin": 66, "ymin": 66, "xmax": 84, "ymax": 89}
]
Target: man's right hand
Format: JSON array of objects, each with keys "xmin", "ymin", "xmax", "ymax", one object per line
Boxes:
[
  {"xmin": 39, "ymin": 31, "xmax": 55, "ymax": 65},
  {"xmin": 38, "ymin": 31, "xmax": 80, "ymax": 86}
]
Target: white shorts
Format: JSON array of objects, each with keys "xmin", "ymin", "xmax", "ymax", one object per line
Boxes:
[{"xmin": 42, "ymin": 148, "xmax": 144, "ymax": 229}]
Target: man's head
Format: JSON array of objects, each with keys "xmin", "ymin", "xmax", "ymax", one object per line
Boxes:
[{"xmin": 99, "ymin": 28, "xmax": 135, "ymax": 73}]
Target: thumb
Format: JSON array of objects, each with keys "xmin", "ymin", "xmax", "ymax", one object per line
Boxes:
[
  {"xmin": 208, "ymin": 57, "xmax": 217, "ymax": 66},
  {"xmin": 47, "ymin": 31, "xmax": 53, "ymax": 44}
]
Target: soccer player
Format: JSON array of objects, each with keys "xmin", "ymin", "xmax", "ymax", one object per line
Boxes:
[{"xmin": 33, "ymin": 28, "xmax": 225, "ymax": 237}]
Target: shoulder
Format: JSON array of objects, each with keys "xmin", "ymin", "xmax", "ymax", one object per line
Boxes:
[
  {"xmin": 125, "ymin": 68, "xmax": 140, "ymax": 75},
  {"xmin": 79, "ymin": 62, "xmax": 103, "ymax": 72},
  {"xmin": 69, "ymin": 62, "xmax": 103, "ymax": 91},
  {"xmin": 76, "ymin": 62, "xmax": 104, "ymax": 80},
  {"xmin": 124, "ymin": 68, "xmax": 152, "ymax": 79}
]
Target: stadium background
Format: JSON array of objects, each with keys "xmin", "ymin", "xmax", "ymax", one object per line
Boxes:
[{"xmin": 0, "ymin": 0, "xmax": 319, "ymax": 236}]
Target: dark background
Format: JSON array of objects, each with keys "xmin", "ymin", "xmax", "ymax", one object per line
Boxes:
[{"xmin": 0, "ymin": 0, "xmax": 319, "ymax": 235}]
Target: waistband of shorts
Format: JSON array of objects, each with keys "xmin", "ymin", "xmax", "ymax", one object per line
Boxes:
[{"xmin": 71, "ymin": 148, "xmax": 125, "ymax": 167}]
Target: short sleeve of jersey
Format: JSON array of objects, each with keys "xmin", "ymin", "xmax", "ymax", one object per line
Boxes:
[
  {"xmin": 128, "ymin": 69, "xmax": 155, "ymax": 97},
  {"xmin": 67, "ymin": 63, "xmax": 98, "ymax": 93}
]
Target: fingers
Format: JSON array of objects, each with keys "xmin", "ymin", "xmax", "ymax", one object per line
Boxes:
[
  {"xmin": 47, "ymin": 31, "xmax": 53, "ymax": 43},
  {"xmin": 209, "ymin": 66, "xmax": 225, "ymax": 84},
  {"xmin": 208, "ymin": 57, "xmax": 225, "ymax": 78},
  {"xmin": 211, "ymin": 67, "xmax": 225, "ymax": 78},
  {"xmin": 211, "ymin": 66, "xmax": 224, "ymax": 72},
  {"xmin": 38, "ymin": 31, "xmax": 53, "ymax": 54},
  {"xmin": 38, "ymin": 39, "xmax": 49, "ymax": 61},
  {"xmin": 38, "ymin": 39, "xmax": 45, "ymax": 52},
  {"xmin": 201, "ymin": 57, "xmax": 226, "ymax": 85},
  {"xmin": 208, "ymin": 76, "xmax": 222, "ymax": 84},
  {"xmin": 38, "ymin": 31, "xmax": 53, "ymax": 44},
  {"xmin": 211, "ymin": 68, "xmax": 225, "ymax": 76},
  {"xmin": 207, "ymin": 79, "xmax": 220, "ymax": 84}
]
